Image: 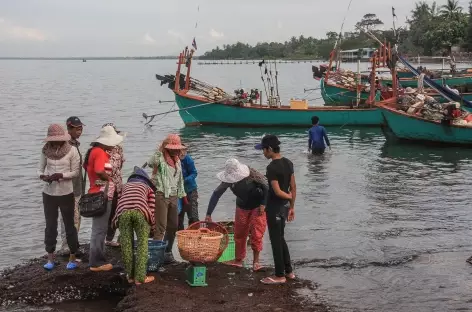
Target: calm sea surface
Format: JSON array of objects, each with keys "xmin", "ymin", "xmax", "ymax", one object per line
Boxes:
[{"xmin": 1, "ymin": 59, "xmax": 472, "ymax": 312}]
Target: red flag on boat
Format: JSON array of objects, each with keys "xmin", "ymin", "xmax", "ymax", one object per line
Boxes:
[{"xmin": 192, "ymin": 37, "xmax": 197, "ymax": 50}]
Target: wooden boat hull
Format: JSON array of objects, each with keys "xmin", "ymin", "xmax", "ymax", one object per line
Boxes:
[
  {"xmin": 175, "ymin": 92, "xmax": 384, "ymax": 127},
  {"xmin": 379, "ymin": 104, "xmax": 472, "ymax": 145},
  {"xmin": 320, "ymin": 78, "xmax": 372, "ymax": 105}
]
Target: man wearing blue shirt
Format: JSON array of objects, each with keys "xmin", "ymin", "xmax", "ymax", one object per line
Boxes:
[{"xmin": 308, "ymin": 116, "xmax": 331, "ymax": 155}]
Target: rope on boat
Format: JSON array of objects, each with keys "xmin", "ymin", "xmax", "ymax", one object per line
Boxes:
[
  {"xmin": 336, "ymin": 0, "xmax": 354, "ymax": 48},
  {"xmin": 142, "ymin": 97, "xmax": 231, "ymax": 126},
  {"xmin": 143, "ymin": 102, "xmax": 177, "ymax": 126}
]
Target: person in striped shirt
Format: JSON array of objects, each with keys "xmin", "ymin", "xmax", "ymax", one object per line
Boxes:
[{"xmin": 112, "ymin": 166, "xmax": 157, "ymax": 285}]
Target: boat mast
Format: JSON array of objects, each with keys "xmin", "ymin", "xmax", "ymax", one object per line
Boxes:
[
  {"xmin": 175, "ymin": 51, "xmax": 184, "ymax": 93},
  {"xmin": 185, "ymin": 48, "xmax": 195, "ymax": 91},
  {"xmin": 356, "ymin": 48, "xmax": 362, "ymax": 107},
  {"xmin": 274, "ymin": 60, "xmax": 280, "ymax": 103},
  {"xmin": 368, "ymin": 50, "xmax": 377, "ymax": 107}
]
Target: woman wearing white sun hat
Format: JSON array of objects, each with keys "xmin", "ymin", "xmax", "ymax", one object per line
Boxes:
[
  {"xmin": 83, "ymin": 125, "xmax": 123, "ymax": 272},
  {"xmin": 206, "ymin": 158, "xmax": 269, "ymax": 271}
]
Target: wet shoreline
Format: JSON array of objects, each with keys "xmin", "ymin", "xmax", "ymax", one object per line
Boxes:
[{"xmin": 0, "ymin": 245, "xmax": 329, "ymax": 312}]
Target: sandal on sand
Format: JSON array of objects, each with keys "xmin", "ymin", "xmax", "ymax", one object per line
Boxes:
[
  {"xmin": 135, "ymin": 276, "xmax": 155, "ymax": 285},
  {"xmin": 253, "ymin": 263, "xmax": 266, "ymax": 272},
  {"xmin": 90, "ymin": 264, "xmax": 113, "ymax": 272},
  {"xmin": 224, "ymin": 261, "xmax": 243, "ymax": 268},
  {"xmin": 286, "ymin": 272, "xmax": 296, "ymax": 280},
  {"xmin": 66, "ymin": 262, "xmax": 78, "ymax": 270},
  {"xmin": 43, "ymin": 262, "xmax": 55, "ymax": 271},
  {"xmin": 105, "ymin": 241, "xmax": 120, "ymax": 247},
  {"xmin": 260, "ymin": 276, "xmax": 286, "ymax": 285}
]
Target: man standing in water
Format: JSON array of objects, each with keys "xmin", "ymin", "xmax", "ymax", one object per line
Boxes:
[
  {"xmin": 255, "ymin": 135, "xmax": 296, "ymax": 285},
  {"xmin": 58, "ymin": 116, "xmax": 84, "ymax": 255},
  {"xmin": 308, "ymin": 116, "xmax": 330, "ymax": 155}
]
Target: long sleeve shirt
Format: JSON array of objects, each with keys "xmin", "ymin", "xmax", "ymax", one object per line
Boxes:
[
  {"xmin": 112, "ymin": 181, "xmax": 156, "ymax": 229},
  {"xmin": 38, "ymin": 148, "xmax": 80, "ymax": 196},
  {"xmin": 308, "ymin": 125, "xmax": 330, "ymax": 150},
  {"xmin": 69, "ymin": 139, "xmax": 83, "ymax": 197},
  {"xmin": 206, "ymin": 168, "xmax": 269, "ymax": 216},
  {"xmin": 147, "ymin": 151, "xmax": 186, "ymax": 199},
  {"xmin": 181, "ymin": 154, "xmax": 198, "ymax": 193}
]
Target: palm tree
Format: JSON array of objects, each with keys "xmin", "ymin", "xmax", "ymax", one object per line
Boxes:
[
  {"xmin": 440, "ymin": 0, "xmax": 462, "ymax": 18},
  {"xmin": 430, "ymin": 1, "xmax": 439, "ymax": 18}
]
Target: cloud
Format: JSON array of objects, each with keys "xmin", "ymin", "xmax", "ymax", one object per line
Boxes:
[
  {"xmin": 9, "ymin": 26, "xmax": 46, "ymax": 41},
  {"xmin": 209, "ymin": 28, "xmax": 224, "ymax": 39},
  {"xmin": 142, "ymin": 32, "xmax": 156, "ymax": 45},
  {"xmin": 167, "ymin": 29, "xmax": 185, "ymax": 42},
  {"xmin": 0, "ymin": 18, "xmax": 48, "ymax": 41},
  {"xmin": 277, "ymin": 20, "xmax": 283, "ymax": 29}
]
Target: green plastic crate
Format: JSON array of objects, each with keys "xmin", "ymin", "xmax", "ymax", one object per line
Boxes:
[
  {"xmin": 218, "ymin": 233, "xmax": 235, "ymax": 262},
  {"xmin": 186, "ymin": 265, "xmax": 207, "ymax": 287}
]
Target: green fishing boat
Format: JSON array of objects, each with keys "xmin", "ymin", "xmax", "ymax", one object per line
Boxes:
[
  {"xmin": 431, "ymin": 92, "xmax": 472, "ymax": 105},
  {"xmin": 148, "ymin": 46, "xmax": 385, "ymax": 127},
  {"xmin": 320, "ymin": 78, "xmax": 381, "ymax": 105},
  {"xmin": 396, "ymin": 70, "xmax": 415, "ymax": 79},
  {"xmin": 378, "ymin": 101, "xmax": 472, "ymax": 145},
  {"xmin": 174, "ymin": 92, "xmax": 383, "ymax": 127},
  {"xmin": 384, "ymin": 75, "xmax": 472, "ymax": 88}
]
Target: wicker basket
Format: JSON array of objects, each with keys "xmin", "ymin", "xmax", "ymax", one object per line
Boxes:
[
  {"xmin": 177, "ymin": 228, "xmax": 224, "ymax": 263},
  {"xmin": 217, "ymin": 221, "xmax": 235, "ymax": 234},
  {"xmin": 187, "ymin": 221, "xmax": 229, "ymax": 259}
]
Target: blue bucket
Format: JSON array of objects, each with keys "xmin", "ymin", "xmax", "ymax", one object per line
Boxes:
[{"xmin": 133, "ymin": 239, "xmax": 167, "ymax": 272}]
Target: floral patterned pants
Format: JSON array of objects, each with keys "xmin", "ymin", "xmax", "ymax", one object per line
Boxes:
[
  {"xmin": 234, "ymin": 207, "xmax": 267, "ymax": 261},
  {"xmin": 119, "ymin": 210, "xmax": 150, "ymax": 283}
]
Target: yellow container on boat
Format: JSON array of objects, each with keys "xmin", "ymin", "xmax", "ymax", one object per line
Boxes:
[{"xmin": 290, "ymin": 99, "xmax": 308, "ymax": 110}]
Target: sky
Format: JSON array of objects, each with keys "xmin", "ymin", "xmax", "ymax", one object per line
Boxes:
[{"xmin": 0, "ymin": 0, "xmax": 469, "ymax": 57}]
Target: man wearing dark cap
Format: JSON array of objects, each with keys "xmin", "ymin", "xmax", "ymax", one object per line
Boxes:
[
  {"xmin": 255, "ymin": 134, "xmax": 296, "ymax": 285},
  {"xmin": 58, "ymin": 116, "xmax": 84, "ymax": 255}
]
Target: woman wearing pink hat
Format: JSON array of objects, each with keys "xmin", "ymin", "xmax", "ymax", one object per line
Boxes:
[
  {"xmin": 38, "ymin": 124, "xmax": 81, "ymax": 270},
  {"xmin": 147, "ymin": 134, "xmax": 187, "ymax": 263}
]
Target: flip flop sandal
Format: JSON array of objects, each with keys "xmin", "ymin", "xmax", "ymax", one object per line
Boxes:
[
  {"xmin": 135, "ymin": 276, "xmax": 155, "ymax": 285},
  {"xmin": 286, "ymin": 273, "xmax": 296, "ymax": 280},
  {"xmin": 253, "ymin": 263, "xmax": 266, "ymax": 272},
  {"xmin": 260, "ymin": 277, "xmax": 286, "ymax": 285},
  {"xmin": 105, "ymin": 241, "xmax": 120, "ymax": 247},
  {"xmin": 43, "ymin": 262, "xmax": 55, "ymax": 271},
  {"xmin": 224, "ymin": 261, "xmax": 243, "ymax": 268},
  {"xmin": 66, "ymin": 261, "xmax": 78, "ymax": 270}
]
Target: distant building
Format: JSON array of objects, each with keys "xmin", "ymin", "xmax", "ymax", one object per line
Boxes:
[{"xmin": 339, "ymin": 48, "xmax": 375, "ymax": 62}]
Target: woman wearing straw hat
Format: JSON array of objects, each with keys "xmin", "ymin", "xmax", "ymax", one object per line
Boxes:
[
  {"xmin": 147, "ymin": 134, "xmax": 186, "ymax": 264},
  {"xmin": 38, "ymin": 124, "xmax": 80, "ymax": 270},
  {"xmin": 205, "ymin": 158, "xmax": 268, "ymax": 271},
  {"xmin": 83, "ymin": 125, "xmax": 123, "ymax": 272},
  {"xmin": 102, "ymin": 123, "xmax": 126, "ymax": 248}
]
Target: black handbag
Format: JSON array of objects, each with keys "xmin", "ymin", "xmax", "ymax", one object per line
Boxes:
[{"xmin": 78, "ymin": 168, "xmax": 109, "ymax": 218}]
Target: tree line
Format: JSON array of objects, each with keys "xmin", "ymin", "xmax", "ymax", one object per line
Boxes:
[{"xmin": 199, "ymin": 0, "xmax": 472, "ymax": 60}]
